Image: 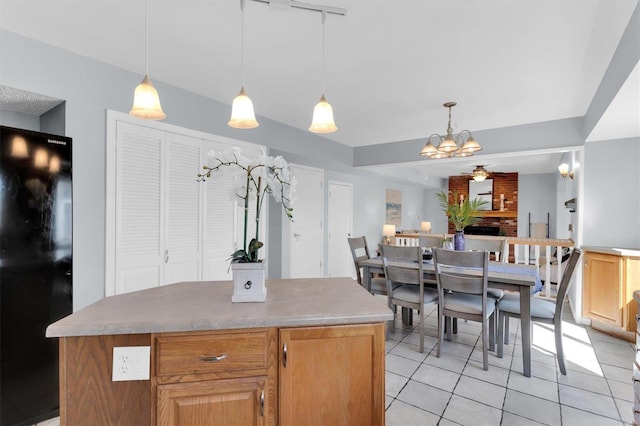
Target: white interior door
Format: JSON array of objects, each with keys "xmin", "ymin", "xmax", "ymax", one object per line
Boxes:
[
  {"xmin": 328, "ymin": 181, "xmax": 353, "ymax": 278},
  {"xmin": 163, "ymin": 133, "xmax": 202, "ymax": 284},
  {"xmin": 289, "ymin": 165, "xmax": 324, "ymax": 278}
]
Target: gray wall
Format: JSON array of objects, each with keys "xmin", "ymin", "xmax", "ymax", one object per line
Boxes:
[
  {"xmin": 422, "ymin": 186, "xmax": 448, "ymax": 235},
  {"xmin": 2, "ymin": 20, "xmax": 639, "ymax": 316},
  {"xmin": 267, "ymin": 149, "xmax": 428, "ymax": 278},
  {"xmin": 40, "ymin": 102, "xmax": 66, "ymax": 135},
  {"xmin": 583, "ymin": 137, "xmax": 640, "ymax": 247},
  {"xmin": 0, "ymin": 29, "xmax": 428, "ymax": 310},
  {"xmin": 0, "ymin": 109, "xmax": 39, "ymax": 130},
  {"xmin": 518, "ymin": 173, "xmax": 557, "ymax": 238}
]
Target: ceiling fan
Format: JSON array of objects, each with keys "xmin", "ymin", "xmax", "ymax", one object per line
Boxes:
[{"xmin": 461, "ymin": 165, "xmax": 507, "ymax": 182}]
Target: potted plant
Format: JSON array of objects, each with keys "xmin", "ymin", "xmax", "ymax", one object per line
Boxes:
[
  {"xmin": 436, "ymin": 190, "xmax": 488, "ymax": 250},
  {"xmin": 198, "ymin": 148, "xmax": 295, "ymax": 302}
]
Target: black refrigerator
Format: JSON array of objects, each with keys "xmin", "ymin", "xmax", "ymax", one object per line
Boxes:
[{"xmin": 0, "ymin": 126, "xmax": 72, "ymax": 425}]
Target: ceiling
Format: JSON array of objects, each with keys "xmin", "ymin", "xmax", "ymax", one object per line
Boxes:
[{"xmin": 0, "ymin": 0, "xmax": 638, "ymax": 181}]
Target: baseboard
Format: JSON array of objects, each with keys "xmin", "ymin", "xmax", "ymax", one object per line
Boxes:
[{"xmin": 590, "ymin": 319, "xmax": 635, "ymax": 342}]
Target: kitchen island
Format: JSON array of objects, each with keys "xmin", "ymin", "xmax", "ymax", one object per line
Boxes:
[{"xmin": 47, "ymin": 277, "xmax": 393, "ymax": 426}]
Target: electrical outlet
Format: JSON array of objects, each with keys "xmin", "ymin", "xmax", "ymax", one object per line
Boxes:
[{"xmin": 112, "ymin": 346, "xmax": 150, "ymax": 381}]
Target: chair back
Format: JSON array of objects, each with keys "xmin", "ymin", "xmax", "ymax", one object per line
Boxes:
[
  {"xmin": 554, "ymin": 248, "xmax": 582, "ymax": 319},
  {"xmin": 418, "ymin": 235, "xmax": 444, "ymax": 250},
  {"xmin": 381, "ymin": 245, "xmax": 424, "ymax": 292},
  {"xmin": 464, "ymin": 237, "xmax": 508, "ymax": 262},
  {"xmin": 347, "ymin": 236, "xmax": 371, "ymax": 285},
  {"xmin": 433, "ymin": 248, "xmax": 489, "ymax": 296}
]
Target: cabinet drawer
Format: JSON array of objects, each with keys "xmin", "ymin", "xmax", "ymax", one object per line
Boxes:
[{"xmin": 156, "ymin": 330, "xmax": 268, "ymax": 377}]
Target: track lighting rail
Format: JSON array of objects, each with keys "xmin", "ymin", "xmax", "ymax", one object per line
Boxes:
[{"xmin": 249, "ymin": 0, "xmax": 347, "ymax": 16}]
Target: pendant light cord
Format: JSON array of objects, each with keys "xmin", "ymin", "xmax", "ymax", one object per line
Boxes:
[
  {"xmin": 145, "ymin": 0, "xmax": 149, "ymax": 76},
  {"xmin": 241, "ymin": 0, "xmax": 246, "ymax": 88},
  {"xmin": 321, "ymin": 10, "xmax": 326, "ymax": 94}
]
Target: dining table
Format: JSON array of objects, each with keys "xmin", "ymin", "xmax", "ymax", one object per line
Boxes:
[{"xmin": 359, "ymin": 257, "xmax": 540, "ymax": 377}]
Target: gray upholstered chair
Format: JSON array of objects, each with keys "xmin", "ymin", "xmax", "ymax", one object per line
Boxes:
[
  {"xmin": 433, "ymin": 248, "xmax": 495, "ymax": 370},
  {"xmin": 381, "ymin": 245, "xmax": 439, "ymax": 353},
  {"xmin": 497, "ymin": 248, "xmax": 582, "ymax": 375},
  {"xmin": 348, "ymin": 236, "xmax": 387, "ymax": 295}
]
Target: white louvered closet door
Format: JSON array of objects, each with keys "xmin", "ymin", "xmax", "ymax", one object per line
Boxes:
[
  {"xmin": 202, "ymin": 139, "xmax": 237, "ymax": 280},
  {"xmin": 164, "ymin": 133, "xmax": 203, "ymax": 285},
  {"xmin": 115, "ymin": 122, "xmax": 165, "ymax": 294}
]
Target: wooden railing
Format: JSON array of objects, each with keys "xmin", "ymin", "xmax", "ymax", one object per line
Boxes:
[{"xmin": 391, "ymin": 233, "xmax": 575, "ymax": 300}]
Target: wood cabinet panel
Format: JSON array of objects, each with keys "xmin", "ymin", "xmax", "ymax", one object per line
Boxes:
[
  {"xmin": 583, "ymin": 252, "xmax": 622, "ymax": 326},
  {"xmin": 279, "ymin": 323, "xmax": 385, "ymax": 426},
  {"xmin": 59, "ymin": 334, "xmax": 152, "ymax": 425},
  {"xmin": 156, "ymin": 329, "xmax": 268, "ymax": 377},
  {"xmin": 584, "ymin": 251, "xmax": 640, "ymax": 340},
  {"xmin": 157, "ymin": 376, "xmax": 267, "ymax": 426}
]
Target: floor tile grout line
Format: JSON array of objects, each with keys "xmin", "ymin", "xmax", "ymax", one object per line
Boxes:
[{"xmin": 386, "ymin": 306, "xmax": 632, "ymax": 425}]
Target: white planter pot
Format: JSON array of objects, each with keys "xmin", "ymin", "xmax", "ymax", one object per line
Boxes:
[{"xmin": 231, "ymin": 262, "xmax": 267, "ymax": 303}]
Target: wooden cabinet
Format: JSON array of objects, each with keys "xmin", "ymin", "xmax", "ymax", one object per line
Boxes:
[
  {"xmin": 58, "ymin": 323, "xmax": 386, "ymax": 425},
  {"xmin": 583, "ymin": 250, "xmax": 640, "ymax": 340},
  {"xmin": 157, "ymin": 377, "xmax": 267, "ymax": 426},
  {"xmin": 279, "ymin": 324, "xmax": 385, "ymax": 426},
  {"xmin": 155, "ymin": 328, "xmax": 277, "ymax": 426}
]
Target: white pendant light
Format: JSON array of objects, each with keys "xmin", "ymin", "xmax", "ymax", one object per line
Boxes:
[
  {"xmin": 309, "ymin": 11, "xmax": 337, "ymax": 133},
  {"xmin": 229, "ymin": 0, "xmax": 259, "ymax": 129},
  {"xmin": 130, "ymin": 0, "xmax": 166, "ymax": 120}
]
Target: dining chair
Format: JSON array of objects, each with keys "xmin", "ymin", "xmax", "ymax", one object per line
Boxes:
[
  {"xmin": 496, "ymin": 248, "xmax": 582, "ymax": 375},
  {"xmin": 381, "ymin": 245, "xmax": 438, "ymax": 353},
  {"xmin": 418, "ymin": 235, "xmax": 445, "ymax": 250},
  {"xmin": 433, "ymin": 248, "xmax": 495, "ymax": 370},
  {"xmin": 348, "ymin": 236, "xmax": 387, "ymax": 295},
  {"xmin": 463, "ymin": 238, "xmax": 507, "ymax": 303},
  {"xmin": 464, "ymin": 237, "xmax": 508, "ymax": 263}
]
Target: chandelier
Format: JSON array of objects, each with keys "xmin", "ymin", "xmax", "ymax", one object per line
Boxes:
[{"xmin": 419, "ymin": 102, "xmax": 481, "ymax": 158}]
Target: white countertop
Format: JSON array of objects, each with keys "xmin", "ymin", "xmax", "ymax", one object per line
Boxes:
[
  {"xmin": 582, "ymin": 246, "xmax": 640, "ymax": 257},
  {"xmin": 46, "ymin": 277, "xmax": 394, "ymax": 337}
]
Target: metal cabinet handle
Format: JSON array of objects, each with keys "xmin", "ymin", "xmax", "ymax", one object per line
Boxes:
[
  {"xmin": 293, "ymin": 233, "xmax": 301, "ymax": 238},
  {"xmin": 198, "ymin": 354, "xmax": 227, "ymax": 362},
  {"xmin": 165, "ymin": 249, "xmax": 169, "ymax": 263},
  {"xmin": 260, "ymin": 389, "xmax": 265, "ymax": 417},
  {"xmin": 283, "ymin": 342, "xmax": 287, "ymax": 367}
]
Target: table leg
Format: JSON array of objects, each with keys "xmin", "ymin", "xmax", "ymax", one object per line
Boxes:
[{"xmin": 520, "ymin": 287, "xmax": 532, "ymax": 377}]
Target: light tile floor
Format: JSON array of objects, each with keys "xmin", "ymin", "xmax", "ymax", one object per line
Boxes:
[
  {"xmin": 384, "ymin": 302, "xmax": 636, "ymax": 426},
  {"xmin": 35, "ymin": 300, "xmax": 637, "ymax": 426}
]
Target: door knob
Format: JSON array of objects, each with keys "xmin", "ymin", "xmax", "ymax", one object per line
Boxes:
[{"xmin": 293, "ymin": 233, "xmax": 302, "ymax": 238}]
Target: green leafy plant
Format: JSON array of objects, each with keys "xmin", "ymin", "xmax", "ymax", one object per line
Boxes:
[
  {"xmin": 198, "ymin": 148, "xmax": 295, "ymax": 263},
  {"xmin": 436, "ymin": 190, "xmax": 488, "ymax": 231}
]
